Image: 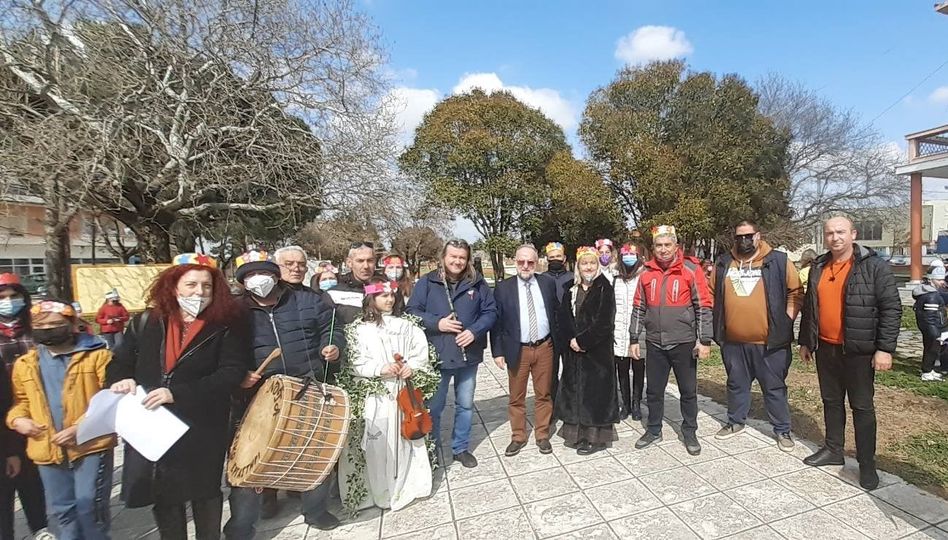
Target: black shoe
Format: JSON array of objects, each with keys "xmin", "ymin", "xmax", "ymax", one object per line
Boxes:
[
  {"xmin": 630, "ymin": 401, "xmax": 642, "ymax": 421},
  {"xmin": 619, "ymin": 409, "xmax": 630, "ymax": 421},
  {"xmin": 683, "ymin": 435, "xmax": 701, "ymax": 456},
  {"xmin": 635, "ymin": 432, "xmax": 662, "ymax": 450},
  {"xmin": 260, "ymin": 489, "xmax": 278, "ymax": 519},
  {"xmin": 505, "ymin": 440, "xmax": 528, "ymax": 457},
  {"xmin": 859, "ymin": 464, "xmax": 880, "ymax": 490},
  {"xmin": 537, "ymin": 439, "xmax": 553, "ymax": 454},
  {"xmin": 576, "ymin": 441, "xmax": 606, "ymax": 456},
  {"xmin": 803, "ymin": 447, "xmax": 845, "ymax": 467},
  {"xmin": 454, "ymin": 451, "xmax": 478, "ymax": 468},
  {"xmin": 305, "ymin": 511, "xmax": 340, "ymax": 531}
]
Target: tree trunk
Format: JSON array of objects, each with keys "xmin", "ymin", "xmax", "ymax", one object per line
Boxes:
[
  {"xmin": 44, "ymin": 208, "xmax": 73, "ymax": 301},
  {"xmin": 490, "ymin": 250, "xmax": 504, "ymax": 282}
]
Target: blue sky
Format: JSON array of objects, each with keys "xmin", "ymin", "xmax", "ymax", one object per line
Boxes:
[{"xmin": 364, "ymin": 1, "xmax": 948, "ymax": 238}]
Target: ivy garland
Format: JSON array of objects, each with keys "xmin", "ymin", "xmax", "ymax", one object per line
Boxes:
[{"xmin": 335, "ymin": 313, "xmax": 441, "ymax": 513}]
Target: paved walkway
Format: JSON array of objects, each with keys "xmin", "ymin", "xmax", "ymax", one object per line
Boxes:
[{"xmin": 12, "ymin": 344, "xmax": 948, "ymax": 539}]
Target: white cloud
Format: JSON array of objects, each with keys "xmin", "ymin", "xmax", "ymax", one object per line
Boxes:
[
  {"xmin": 452, "ymin": 72, "xmax": 578, "ymax": 132},
  {"xmin": 614, "ymin": 25, "xmax": 693, "ymax": 66},
  {"xmin": 386, "ymin": 86, "xmax": 442, "ymax": 146},
  {"xmin": 929, "ymin": 86, "xmax": 948, "ymax": 104}
]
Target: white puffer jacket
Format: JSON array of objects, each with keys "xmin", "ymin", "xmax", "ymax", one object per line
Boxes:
[{"xmin": 613, "ymin": 275, "xmax": 640, "ymax": 356}]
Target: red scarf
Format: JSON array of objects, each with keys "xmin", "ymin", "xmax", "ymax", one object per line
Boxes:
[
  {"xmin": 164, "ymin": 317, "xmax": 205, "ymax": 373},
  {"xmin": 0, "ymin": 319, "xmax": 23, "ymax": 340}
]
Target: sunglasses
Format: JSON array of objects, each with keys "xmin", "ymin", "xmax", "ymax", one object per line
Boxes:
[
  {"xmin": 349, "ymin": 241, "xmax": 375, "ymax": 249},
  {"xmin": 734, "ymin": 233, "xmax": 756, "ymax": 241},
  {"xmin": 446, "ymin": 239, "xmax": 469, "ymax": 248}
]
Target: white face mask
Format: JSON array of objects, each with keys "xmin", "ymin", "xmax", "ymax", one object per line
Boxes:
[
  {"xmin": 245, "ymin": 274, "xmax": 277, "ymax": 298},
  {"xmin": 385, "ymin": 268, "xmax": 404, "ymax": 281},
  {"xmin": 178, "ymin": 295, "xmax": 210, "ymax": 317}
]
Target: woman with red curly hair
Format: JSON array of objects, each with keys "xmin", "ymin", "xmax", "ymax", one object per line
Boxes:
[{"xmin": 106, "ymin": 254, "xmax": 251, "ymax": 539}]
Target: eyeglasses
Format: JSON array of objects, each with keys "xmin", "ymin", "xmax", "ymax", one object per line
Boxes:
[
  {"xmin": 349, "ymin": 241, "xmax": 375, "ymax": 249},
  {"xmin": 515, "ymin": 260, "xmax": 536, "ymax": 267},
  {"xmin": 734, "ymin": 233, "xmax": 756, "ymax": 241},
  {"xmin": 280, "ymin": 262, "xmax": 307, "ymax": 269}
]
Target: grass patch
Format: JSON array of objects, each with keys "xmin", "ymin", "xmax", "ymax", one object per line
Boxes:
[
  {"xmin": 902, "ymin": 308, "xmax": 917, "ymax": 329},
  {"xmin": 877, "ymin": 355, "xmax": 948, "ymax": 401},
  {"xmin": 892, "ymin": 431, "xmax": 948, "ymax": 489}
]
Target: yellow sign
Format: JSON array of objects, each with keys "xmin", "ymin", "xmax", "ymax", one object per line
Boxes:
[{"xmin": 71, "ymin": 264, "xmax": 170, "ymax": 314}]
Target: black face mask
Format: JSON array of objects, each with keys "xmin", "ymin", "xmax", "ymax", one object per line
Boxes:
[
  {"xmin": 33, "ymin": 326, "xmax": 74, "ymax": 347},
  {"xmin": 735, "ymin": 238, "xmax": 756, "ymax": 256},
  {"xmin": 548, "ymin": 260, "xmax": 565, "ymax": 272}
]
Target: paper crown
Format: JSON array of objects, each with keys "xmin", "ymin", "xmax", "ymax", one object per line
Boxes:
[
  {"xmin": 104, "ymin": 288, "xmax": 120, "ymax": 300},
  {"xmin": 235, "ymin": 250, "xmax": 273, "ymax": 268},
  {"xmin": 381, "ymin": 255, "xmax": 406, "ymax": 267},
  {"xmin": 364, "ymin": 281, "xmax": 398, "ymax": 295},
  {"xmin": 0, "ymin": 273, "xmax": 21, "ymax": 287},
  {"xmin": 172, "ymin": 253, "xmax": 218, "ymax": 269},
  {"xmin": 620, "ymin": 243, "xmax": 639, "ymax": 255},
  {"xmin": 544, "ymin": 242, "xmax": 564, "ymax": 255},
  {"xmin": 651, "ymin": 225, "xmax": 677, "ymax": 239},
  {"xmin": 30, "ymin": 300, "xmax": 76, "ymax": 317},
  {"xmin": 576, "ymin": 246, "xmax": 598, "ymax": 260},
  {"xmin": 594, "ymin": 239, "xmax": 613, "ymax": 250},
  {"xmin": 317, "ymin": 262, "xmax": 339, "ymax": 274}
]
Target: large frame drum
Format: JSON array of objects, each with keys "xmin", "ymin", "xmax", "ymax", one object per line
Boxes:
[{"xmin": 227, "ymin": 375, "xmax": 350, "ymax": 491}]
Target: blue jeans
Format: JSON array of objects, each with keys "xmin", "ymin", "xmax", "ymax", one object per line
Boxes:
[
  {"xmin": 429, "ymin": 364, "xmax": 478, "ymax": 455},
  {"xmin": 223, "ymin": 472, "xmax": 335, "ymax": 540},
  {"xmin": 722, "ymin": 343, "xmax": 792, "ymax": 435},
  {"xmin": 38, "ymin": 451, "xmax": 113, "ymax": 540}
]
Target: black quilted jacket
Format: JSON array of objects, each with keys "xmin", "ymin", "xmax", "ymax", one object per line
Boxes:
[{"xmin": 798, "ymin": 244, "xmax": 902, "ymax": 355}]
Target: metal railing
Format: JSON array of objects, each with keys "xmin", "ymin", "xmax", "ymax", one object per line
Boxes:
[{"xmin": 907, "ymin": 125, "xmax": 948, "ymax": 162}]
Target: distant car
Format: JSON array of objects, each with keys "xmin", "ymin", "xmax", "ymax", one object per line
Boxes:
[
  {"xmin": 20, "ymin": 274, "xmax": 48, "ymax": 297},
  {"xmin": 887, "ymin": 255, "xmax": 909, "ymax": 266}
]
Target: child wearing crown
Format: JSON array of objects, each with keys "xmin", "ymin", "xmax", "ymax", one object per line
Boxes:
[{"xmin": 337, "ymin": 277, "xmax": 438, "ymax": 512}]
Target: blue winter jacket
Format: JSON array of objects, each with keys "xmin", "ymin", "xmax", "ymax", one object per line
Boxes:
[
  {"xmin": 406, "ymin": 270, "xmax": 498, "ymax": 370},
  {"xmin": 243, "ymin": 283, "xmax": 342, "ymax": 379}
]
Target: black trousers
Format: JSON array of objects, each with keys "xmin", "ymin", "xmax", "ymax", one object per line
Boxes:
[
  {"xmin": 921, "ymin": 335, "xmax": 948, "ymax": 373},
  {"xmin": 615, "ymin": 356, "xmax": 645, "ymax": 411},
  {"xmin": 815, "ymin": 341, "xmax": 876, "ymax": 465},
  {"xmin": 153, "ymin": 495, "xmax": 223, "ymax": 540},
  {"xmin": 550, "ymin": 351, "xmax": 562, "ymax": 421},
  {"xmin": 0, "ymin": 455, "xmax": 46, "ymax": 539},
  {"xmin": 645, "ymin": 343, "xmax": 698, "ymax": 437}
]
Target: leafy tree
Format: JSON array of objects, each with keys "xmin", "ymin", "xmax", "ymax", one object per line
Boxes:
[
  {"xmin": 391, "ymin": 226, "xmax": 443, "ymax": 276},
  {"xmin": 531, "ymin": 150, "xmax": 626, "ymax": 255},
  {"xmin": 580, "ymin": 61, "xmax": 790, "ymax": 253},
  {"xmin": 399, "ymin": 89, "xmax": 569, "ymax": 279},
  {"xmin": 297, "ymin": 212, "xmax": 382, "ymax": 266}
]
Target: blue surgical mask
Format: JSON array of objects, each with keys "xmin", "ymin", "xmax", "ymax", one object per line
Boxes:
[
  {"xmin": 0, "ymin": 297, "xmax": 25, "ymax": 317},
  {"xmin": 319, "ymin": 279, "xmax": 337, "ymax": 291},
  {"xmin": 622, "ymin": 255, "xmax": 638, "ymax": 267}
]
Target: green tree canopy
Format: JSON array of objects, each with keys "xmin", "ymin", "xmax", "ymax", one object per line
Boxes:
[
  {"xmin": 399, "ymin": 89, "xmax": 569, "ymax": 278},
  {"xmin": 580, "ymin": 61, "xmax": 791, "ymax": 253}
]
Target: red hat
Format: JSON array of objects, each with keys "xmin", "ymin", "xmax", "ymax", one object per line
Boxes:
[{"xmin": 0, "ymin": 273, "xmax": 21, "ymax": 287}]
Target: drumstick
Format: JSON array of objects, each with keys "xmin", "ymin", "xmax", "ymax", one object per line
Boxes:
[{"xmin": 254, "ymin": 348, "xmax": 283, "ymax": 376}]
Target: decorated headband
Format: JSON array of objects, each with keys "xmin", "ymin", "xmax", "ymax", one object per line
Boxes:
[
  {"xmin": 173, "ymin": 253, "xmax": 219, "ymax": 269},
  {"xmin": 594, "ymin": 239, "xmax": 613, "ymax": 249},
  {"xmin": 235, "ymin": 250, "xmax": 273, "ymax": 268},
  {"xmin": 544, "ymin": 242, "xmax": 564, "ymax": 255},
  {"xmin": 576, "ymin": 246, "xmax": 598, "ymax": 259},
  {"xmin": 30, "ymin": 301, "xmax": 76, "ymax": 318},
  {"xmin": 381, "ymin": 255, "xmax": 405, "ymax": 267},
  {"xmin": 620, "ymin": 243, "xmax": 638, "ymax": 255},
  {"xmin": 651, "ymin": 225, "xmax": 676, "ymax": 239},
  {"xmin": 364, "ymin": 281, "xmax": 398, "ymax": 295}
]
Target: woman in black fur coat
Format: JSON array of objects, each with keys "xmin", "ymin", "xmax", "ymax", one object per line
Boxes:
[{"xmin": 555, "ymin": 246, "xmax": 618, "ymax": 455}]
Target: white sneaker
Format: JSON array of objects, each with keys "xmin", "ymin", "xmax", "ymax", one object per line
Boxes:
[
  {"xmin": 921, "ymin": 371, "xmax": 944, "ymax": 381},
  {"xmin": 33, "ymin": 529, "xmax": 56, "ymax": 540}
]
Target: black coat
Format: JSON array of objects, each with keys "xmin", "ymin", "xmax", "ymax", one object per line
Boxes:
[
  {"xmin": 798, "ymin": 244, "xmax": 902, "ymax": 355},
  {"xmin": 107, "ymin": 311, "xmax": 251, "ymax": 508},
  {"xmin": 489, "ymin": 274, "xmax": 559, "ymax": 372},
  {"xmin": 554, "ymin": 274, "xmax": 618, "ymax": 426}
]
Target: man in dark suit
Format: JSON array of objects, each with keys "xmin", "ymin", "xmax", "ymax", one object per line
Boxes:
[{"xmin": 490, "ymin": 244, "xmax": 559, "ymax": 457}]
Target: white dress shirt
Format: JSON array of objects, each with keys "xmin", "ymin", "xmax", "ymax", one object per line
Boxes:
[{"xmin": 517, "ymin": 275, "xmax": 550, "ymax": 343}]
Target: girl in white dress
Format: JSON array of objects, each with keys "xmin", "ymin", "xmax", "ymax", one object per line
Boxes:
[{"xmin": 338, "ymin": 278, "xmax": 437, "ymax": 511}]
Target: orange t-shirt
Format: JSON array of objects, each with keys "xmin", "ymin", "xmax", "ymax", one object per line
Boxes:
[{"xmin": 817, "ymin": 258, "xmax": 853, "ymax": 345}]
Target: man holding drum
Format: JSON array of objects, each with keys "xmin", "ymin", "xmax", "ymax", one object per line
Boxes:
[{"xmin": 223, "ymin": 251, "xmax": 343, "ymax": 537}]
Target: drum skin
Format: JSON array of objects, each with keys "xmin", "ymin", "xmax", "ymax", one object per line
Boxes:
[{"xmin": 227, "ymin": 375, "xmax": 351, "ymax": 491}]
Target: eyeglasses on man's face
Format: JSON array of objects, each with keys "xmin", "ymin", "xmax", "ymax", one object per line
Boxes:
[
  {"xmin": 281, "ymin": 262, "xmax": 307, "ymax": 269},
  {"xmin": 515, "ymin": 259, "xmax": 537, "ymax": 267}
]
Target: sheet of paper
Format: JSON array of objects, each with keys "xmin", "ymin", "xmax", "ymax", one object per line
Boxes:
[
  {"xmin": 940, "ymin": 331, "xmax": 948, "ymax": 344},
  {"xmin": 76, "ymin": 389, "xmax": 124, "ymax": 445},
  {"xmin": 76, "ymin": 386, "xmax": 189, "ymax": 461},
  {"xmin": 114, "ymin": 386, "xmax": 189, "ymax": 462}
]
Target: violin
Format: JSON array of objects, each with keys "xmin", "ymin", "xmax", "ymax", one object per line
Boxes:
[{"xmin": 393, "ymin": 353, "xmax": 433, "ymax": 441}]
